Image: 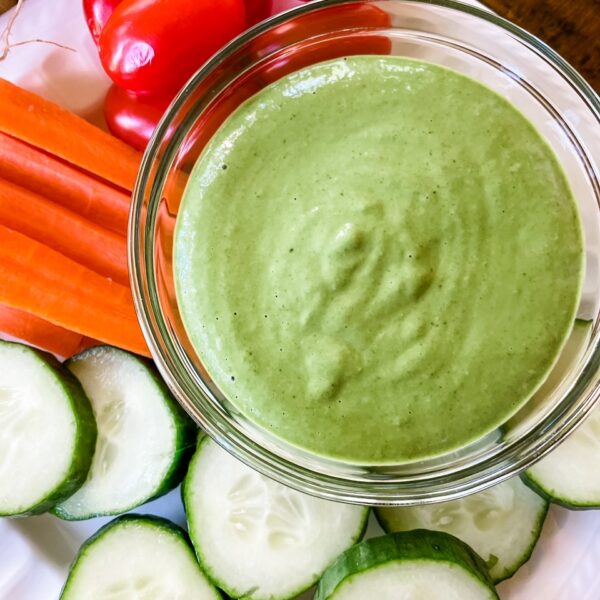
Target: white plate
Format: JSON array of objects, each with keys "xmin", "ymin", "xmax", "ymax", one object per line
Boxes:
[{"xmin": 1, "ymin": 1, "xmax": 600, "ymax": 598}]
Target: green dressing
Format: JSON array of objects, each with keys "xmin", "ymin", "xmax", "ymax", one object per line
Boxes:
[{"xmin": 175, "ymin": 57, "xmax": 583, "ymax": 464}]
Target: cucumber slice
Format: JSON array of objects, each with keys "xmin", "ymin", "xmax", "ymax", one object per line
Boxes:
[
  {"xmin": 315, "ymin": 530, "xmax": 498, "ymax": 600},
  {"xmin": 524, "ymin": 403, "xmax": 600, "ymax": 508},
  {"xmin": 54, "ymin": 346, "xmax": 196, "ymax": 520},
  {"xmin": 0, "ymin": 341, "xmax": 96, "ymax": 516},
  {"xmin": 522, "ymin": 319, "xmax": 600, "ymax": 508},
  {"xmin": 60, "ymin": 514, "xmax": 221, "ymax": 599},
  {"xmin": 375, "ymin": 477, "xmax": 547, "ymax": 582},
  {"xmin": 183, "ymin": 436, "xmax": 369, "ymax": 600}
]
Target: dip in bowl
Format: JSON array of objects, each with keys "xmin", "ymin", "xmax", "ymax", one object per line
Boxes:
[{"xmin": 130, "ymin": 0, "xmax": 600, "ymax": 504}]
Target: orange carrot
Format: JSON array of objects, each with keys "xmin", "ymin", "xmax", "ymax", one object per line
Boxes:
[
  {"xmin": 0, "ymin": 304, "xmax": 94, "ymax": 357},
  {"xmin": 0, "ymin": 133, "xmax": 130, "ymax": 235},
  {"xmin": 0, "ymin": 178, "xmax": 129, "ymax": 286},
  {"xmin": 0, "ymin": 226, "xmax": 149, "ymax": 356},
  {"xmin": 0, "ymin": 78, "xmax": 142, "ymax": 191}
]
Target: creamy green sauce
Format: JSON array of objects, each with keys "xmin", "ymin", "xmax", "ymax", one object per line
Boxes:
[{"xmin": 175, "ymin": 56, "xmax": 583, "ymax": 464}]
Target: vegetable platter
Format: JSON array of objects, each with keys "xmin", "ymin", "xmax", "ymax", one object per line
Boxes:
[{"xmin": 1, "ymin": 1, "xmax": 600, "ymax": 600}]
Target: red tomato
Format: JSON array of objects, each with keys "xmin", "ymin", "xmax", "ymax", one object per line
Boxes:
[
  {"xmin": 245, "ymin": 0, "xmax": 273, "ymax": 26},
  {"xmin": 104, "ymin": 85, "xmax": 171, "ymax": 150},
  {"xmin": 270, "ymin": 0, "xmax": 314, "ymax": 15},
  {"xmin": 99, "ymin": 0, "xmax": 247, "ymax": 96},
  {"xmin": 249, "ymin": 2, "xmax": 392, "ymax": 84},
  {"xmin": 252, "ymin": 2, "xmax": 391, "ymax": 57},
  {"xmin": 83, "ymin": 0, "xmax": 124, "ymax": 45},
  {"xmin": 245, "ymin": 0, "xmax": 315, "ymax": 26},
  {"xmin": 257, "ymin": 33, "xmax": 391, "ymax": 85}
]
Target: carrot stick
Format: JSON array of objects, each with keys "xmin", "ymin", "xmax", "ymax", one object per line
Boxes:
[
  {"xmin": 0, "ymin": 304, "xmax": 92, "ymax": 357},
  {"xmin": 0, "ymin": 78, "xmax": 142, "ymax": 191},
  {"xmin": 0, "ymin": 133, "xmax": 130, "ymax": 235},
  {"xmin": 0, "ymin": 226, "xmax": 149, "ymax": 356},
  {"xmin": 0, "ymin": 178, "xmax": 129, "ymax": 286}
]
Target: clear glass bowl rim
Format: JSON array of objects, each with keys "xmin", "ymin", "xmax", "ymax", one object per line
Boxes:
[{"xmin": 129, "ymin": 0, "xmax": 600, "ymax": 505}]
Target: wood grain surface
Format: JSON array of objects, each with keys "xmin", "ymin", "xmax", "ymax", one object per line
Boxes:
[
  {"xmin": 0, "ymin": 0, "xmax": 16, "ymax": 14},
  {"xmin": 0, "ymin": 0, "xmax": 597, "ymax": 90},
  {"xmin": 484, "ymin": 0, "xmax": 599, "ymax": 91}
]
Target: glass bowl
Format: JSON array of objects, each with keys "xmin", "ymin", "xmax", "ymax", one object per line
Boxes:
[{"xmin": 129, "ymin": 0, "xmax": 600, "ymax": 505}]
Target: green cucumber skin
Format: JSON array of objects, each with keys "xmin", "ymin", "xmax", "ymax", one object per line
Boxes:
[
  {"xmin": 521, "ymin": 472, "xmax": 600, "ymax": 510},
  {"xmin": 521, "ymin": 316, "xmax": 597, "ymax": 510},
  {"xmin": 374, "ymin": 497, "xmax": 549, "ymax": 584},
  {"xmin": 60, "ymin": 514, "xmax": 222, "ymax": 600},
  {"xmin": 521, "ymin": 318, "xmax": 597, "ymax": 510},
  {"xmin": 181, "ymin": 435, "xmax": 265, "ymax": 600},
  {"xmin": 503, "ymin": 319, "xmax": 594, "ymax": 512},
  {"xmin": 494, "ymin": 494, "xmax": 549, "ymax": 582},
  {"xmin": 183, "ymin": 434, "xmax": 370, "ymax": 600},
  {"xmin": 314, "ymin": 530, "xmax": 499, "ymax": 600},
  {"xmin": 0, "ymin": 341, "xmax": 97, "ymax": 517},
  {"xmin": 53, "ymin": 346, "xmax": 197, "ymax": 520},
  {"xmin": 141, "ymin": 354, "xmax": 197, "ymax": 499}
]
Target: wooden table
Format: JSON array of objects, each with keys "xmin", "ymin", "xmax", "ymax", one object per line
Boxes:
[
  {"xmin": 0, "ymin": 0, "xmax": 15, "ymax": 15},
  {"xmin": 0, "ymin": 0, "xmax": 598, "ymax": 90},
  {"xmin": 484, "ymin": 0, "xmax": 599, "ymax": 92}
]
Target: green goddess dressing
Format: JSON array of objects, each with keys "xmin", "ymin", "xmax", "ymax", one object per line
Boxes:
[{"xmin": 175, "ymin": 57, "xmax": 583, "ymax": 464}]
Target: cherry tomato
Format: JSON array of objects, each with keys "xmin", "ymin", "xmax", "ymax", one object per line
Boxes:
[
  {"xmin": 258, "ymin": 33, "xmax": 391, "ymax": 85},
  {"xmin": 270, "ymin": 0, "xmax": 314, "ymax": 15},
  {"xmin": 99, "ymin": 0, "xmax": 247, "ymax": 96},
  {"xmin": 253, "ymin": 2, "xmax": 390, "ymax": 56},
  {"xmin": 83, "ymin": 0, "xmax": 124, "ymax": 45},
  {"xmin": 104, "ymin": 85, "xmax": 171, "ymax": 150},
  {"xmin": 245, "ymin": 0, "xmax": 316, "ymax": 26},
  {"xmin": 249, "ymin": 2, "xmax": 392, "ymax": 84},
  {"xmin": 245, "ymin": 0, "xmax": 273, "ymax": 26}
]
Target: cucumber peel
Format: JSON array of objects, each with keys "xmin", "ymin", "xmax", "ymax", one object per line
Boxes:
[
  {"xmin": 0, "ymin": 341, "xmax": 96, "ymax": 516},
  {"xmin": 54, "ymin": 346, "xmax": 196, "ymax": 520},
  {"xmin": 183, "ymin": 435, "xmax": 369, "ymax": 600},
  {"xmin": 315, "ymin": 530, "xmax": 498, "ymax": 599},
  {"xmin": 375, "ymin": 477, "xmax": 548, "ymax": 582},
  {"xmin": 523, "ymin": 319, "xmax": 600, "ymax": 508},
  {"xmin": 60, "ymin": 514, "xmax": 221, "ymax": 599},
  {"xmin": 523, "ymin": 402, "xmax": 600, "ymax": 508}
]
